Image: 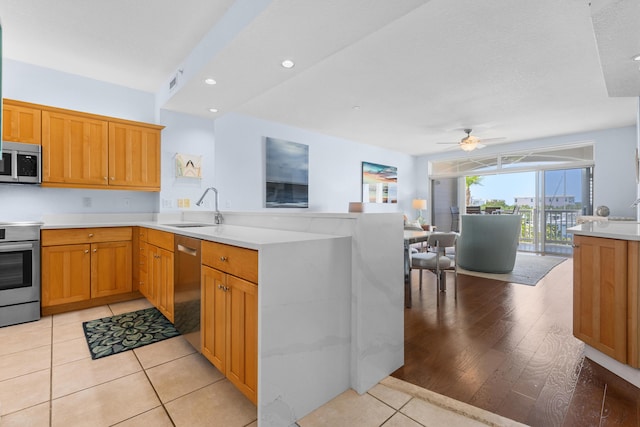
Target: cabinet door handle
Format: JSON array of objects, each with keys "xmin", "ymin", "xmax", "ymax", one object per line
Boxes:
[
  {"xmin": 220, "ymin": 256, "xmax": 228, "ymax": 262},
  {"xmin": 88, "ymin": 233, "xmax": 94, "ymax": 237}
]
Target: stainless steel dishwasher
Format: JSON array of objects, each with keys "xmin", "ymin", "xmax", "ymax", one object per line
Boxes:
[{"xmin": 174, "ymin": 235, "xmax": 202, "ymax": 351}]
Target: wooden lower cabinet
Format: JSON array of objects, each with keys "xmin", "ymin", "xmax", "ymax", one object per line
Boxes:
[
  {"xmin": 42, "ymin": 244, "xmax": 91, "ymax": 306},
  {"xmin": 41, "ymin": 227, "xmax": 133, "ymax": 312},
  {"xmin": 573, "ymin": 235, "xmax": 635, "ymax": 365},
  {"xmin": 138, "ymin": 228, "xmax": 175, "ymax": 322},
  {"xmin": 201, "ymin": 241, "xmax": 258, "ymax": 405},
  {"xmin": 149, "ymin": 244, "xmax": 174, "ymax": 322},
  {"xmin": 91, "ymin": 241, "xmax": 133, "ymax": 298}
]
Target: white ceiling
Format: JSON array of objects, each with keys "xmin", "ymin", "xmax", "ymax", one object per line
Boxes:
[{"xmin": 1, "ymin": 0, "xmax": 637, "ymax": 155}]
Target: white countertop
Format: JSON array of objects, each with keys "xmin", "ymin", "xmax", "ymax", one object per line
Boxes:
[
  {"xmin": 568, "ymin": 221, "xmax": 640, "ymax": 241},
  {"xmin": 41, "ymin": 217, "xmax": 347, "ymax": 250}
]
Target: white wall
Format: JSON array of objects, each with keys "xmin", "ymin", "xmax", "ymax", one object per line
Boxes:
[
  {"xmin": 213, "ymin": 113, "xmax": 415, "ymax": 214},
  {"xmin": 0, "ymin": 60, "xmax": 159, "ymax": 222},
  {"xmin": 157, "ymin": 109, "xmax": 216, "ymax": 211},
  {"xmin": 420, "ymin": 126, "xmax": 638, "ymax": 219},
  {"xmin": 4, "ymin": 59, "xmax": 156, "ymax": 123}
]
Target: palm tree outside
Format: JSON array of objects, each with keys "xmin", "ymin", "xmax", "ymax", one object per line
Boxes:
[{"xmin": 465, "ymin": 175, "xmax": 483, "ymax": 206}]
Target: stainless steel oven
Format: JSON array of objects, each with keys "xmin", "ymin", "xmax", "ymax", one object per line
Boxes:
[{"xmin": 0, "ymin": 223, "xmax": 42, "ymax": 327}]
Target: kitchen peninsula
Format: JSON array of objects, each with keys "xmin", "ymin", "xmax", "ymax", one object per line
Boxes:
[
  {"xmin": 569, "ymin": 220, "xmax": 640, "ymax": 389},
  {"xmin": 41, "ymin": 211, "xmax": 404, "ymax": 427}
]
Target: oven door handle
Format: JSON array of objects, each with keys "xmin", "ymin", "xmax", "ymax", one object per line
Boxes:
[
  {"xmin": 0, "ymin": 242, "xmax": 36, "ymax": 252},
  {"xmin": 11, "ymin": 150, "xmax": 18, "ymax": 180}
]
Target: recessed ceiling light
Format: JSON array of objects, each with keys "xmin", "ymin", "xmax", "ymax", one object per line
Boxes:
[
  {"xmin": 208, "ymin": 108, "xmax": 218, "ymax": 113},
  {"xmin": 204, "ymin": 78, "xmax": 217, "ymax": 85},
  {"xmin": 633, "ymin": 54, "xmax": 640, "ymax": 61},
  {"xmin": 352, "ymin": 105, "xmax": 361, "ymax": 110},
  {"xmin": 281, "ymin": 59, "xmax": 295, "ymax": 69}
]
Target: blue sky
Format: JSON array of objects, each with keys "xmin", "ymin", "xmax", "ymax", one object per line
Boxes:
[{"xmin": 470, "ymin": 170, "xmax": 583, "ymax": 204}]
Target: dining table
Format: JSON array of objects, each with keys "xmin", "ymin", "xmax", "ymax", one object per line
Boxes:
[{"xmin": 403, "ymin": 229, "xmax": 431, "ymax": 308}]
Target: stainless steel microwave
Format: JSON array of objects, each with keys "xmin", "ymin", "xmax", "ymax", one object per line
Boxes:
[{"xmin": 0, "ymin": 141, "xmax": 41, "ymax": 184}]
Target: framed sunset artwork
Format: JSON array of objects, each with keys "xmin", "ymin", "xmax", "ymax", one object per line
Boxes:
[{"xmin": 362, "ymin": 161, "xmax": 397, "ymax": 203}]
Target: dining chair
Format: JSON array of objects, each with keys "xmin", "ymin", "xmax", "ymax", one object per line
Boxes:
[{"xmin": 410, "ymin": 232, "xmax": 458, "ymax": 306}]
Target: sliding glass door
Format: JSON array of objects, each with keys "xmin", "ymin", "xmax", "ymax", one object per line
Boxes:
[{"xmin": 541, "ymin": 167, "xmax": 592, "ymax": 254}]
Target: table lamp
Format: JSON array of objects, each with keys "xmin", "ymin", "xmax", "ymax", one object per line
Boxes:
[{"xmin": 412, "ymin": 199, "xmax": 427, "ymax": 224}]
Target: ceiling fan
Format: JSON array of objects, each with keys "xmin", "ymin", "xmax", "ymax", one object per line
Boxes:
[{"xmin": 437, "ymin": 129, "xmax": 505, "ymax": 152}]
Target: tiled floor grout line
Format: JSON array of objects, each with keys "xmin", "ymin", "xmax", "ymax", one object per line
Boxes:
[
  {"xmin": 49, "ymin": 317, "xmax": 54, "ymax": 427},
  {"xmin": 131, "ymin": 346, "xmax": 177, "ymax": 427}
]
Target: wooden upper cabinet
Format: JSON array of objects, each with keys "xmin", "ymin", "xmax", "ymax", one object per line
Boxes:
[
  {"xmin": 109, "ymin": 122, "xmax": 161, "ymax": 190},
  {"xmin": 2, "ymin": 100, "xmax": 42, "ymax": 144},
  {"xmin": 5, "ymin": 98, "xmax": 164, "ymax": 191},
  {"xmin": 42, "ymin": 110, "xmax": 109, "ymax": 186}
]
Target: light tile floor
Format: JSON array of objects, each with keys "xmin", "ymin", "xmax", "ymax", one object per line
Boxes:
[{"xmin": 0, "ymin": 299, "xmax": 522, "ymax": 427}]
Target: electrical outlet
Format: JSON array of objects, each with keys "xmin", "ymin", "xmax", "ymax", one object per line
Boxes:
[
  {"xmin": 162, "ymin": 199, "xmax": 173, "ymax": 208},
  {"xmin": 122, "ymin": 198, "xmax": 131, "ymax": 208},
  {"xmin": 184, "ymin": 199, "xmax": 190, "ymax": 208},
  {"xmin": 82, "ymin": 197, "xmax": 92, "ymax": 208},
  {"xmin": 177, "ymin": 199, "xmax": 184, "ymax": 208}
]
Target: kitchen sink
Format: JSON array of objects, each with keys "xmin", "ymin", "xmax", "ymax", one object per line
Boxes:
[{"xmin": 162, "ymin": 223, "xmax": 215, "ymax": 228}]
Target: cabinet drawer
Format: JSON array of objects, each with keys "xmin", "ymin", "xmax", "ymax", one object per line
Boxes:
[
  {"xmin": 146, "ymin": 228, "xmax": 174, "ymax": 251},
  {"xmin": 202, "ymin": 241, "xmax": 258, "ymax": 283},
  {"xmin": 42, "ymin": 227, "xmax": 132, "ymax": 246}
]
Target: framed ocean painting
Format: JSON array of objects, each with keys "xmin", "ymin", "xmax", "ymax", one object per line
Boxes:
[{"xmin": 265, "ymin": 137, "xmax": 309, "ymax": 208}]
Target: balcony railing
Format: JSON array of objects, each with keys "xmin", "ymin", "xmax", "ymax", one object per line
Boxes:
[{"xmin": 518, "ymin": 208, "xmax": 580, "ymax": 248}]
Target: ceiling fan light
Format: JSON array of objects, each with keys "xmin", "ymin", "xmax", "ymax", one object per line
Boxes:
[{"xmin": 460, "ymin": 140, "xmax": 477, "ymax": 151}]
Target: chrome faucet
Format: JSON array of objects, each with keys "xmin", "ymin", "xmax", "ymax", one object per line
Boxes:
[{"xmin": 196, "ymin": 187, "xmax": 223, "ymax": 224}]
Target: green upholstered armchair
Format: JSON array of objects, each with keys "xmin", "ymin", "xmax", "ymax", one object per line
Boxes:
[{"xmin": 457, "ymin": 214, "xmax": 522, "ymax": 273}]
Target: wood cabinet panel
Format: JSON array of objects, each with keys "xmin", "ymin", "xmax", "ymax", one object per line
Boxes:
[
  {"xmin": 42, "ymin": 227, "xmax": 132, "ymax": 246},
  {"xmin": 154, "ymin": 246, "xmax": 174, "ymax": 322},
  {"xmin": 202, "ymin": 265, "xmax": 227, "ymax": 372},
  {"xmin": 202, "ymin": 241, "xmax": 258, "ymax": 283},
  {"xmin": 202, "ymin": 243, "xmax": 258, "ymax": 405},
  {"xmin": 226, "ymin": 275, "xmax": 258, "ymax": 403},
  {"xmin": 42, "ymin": 110, "xmax": 109, "ymax": 186},
  {"xmin": 146, "ymin": 228, "xmax": 174, "ymax": 251},
  {"xmin": 573, "ymin": 235, "xmax": 628, "ymax": 362},
  {"xmin": 42, "ymin": 244, "xmax": 91, "ymax": 306},
  {"xmin": 109, "ymin": 122, "xmax": 161, "ymax": 190},
  {"xmin": 91, "ymin": 241, "xmax": 133, "ymax": 298},
  {"xmin": 42, "ymin": 227, "xmax": 134, "ymax": 309},
  {"xmin": 628, "ymin": 241, "xmax": 640, "ymax": 368},
  {"xmin": 140, "ymin": 228, "xmax": 174, "ymax": 322},
  {"xmin": 2, "ymin": 100, "xmax": 41, "ymax": 144}
]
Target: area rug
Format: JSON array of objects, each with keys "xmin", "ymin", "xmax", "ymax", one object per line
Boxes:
[
  {"xmin": 458, "ymin": 253, "xmax": 567, "ymax": 286},
  {"xmin": 82, "ymin": 307, "xmax": 180, "ymax": 360}
]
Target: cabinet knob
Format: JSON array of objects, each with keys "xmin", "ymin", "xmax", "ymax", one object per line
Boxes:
[
  {"xmin": 220, "ymin": 256, "xmax": 228, "ymax": 262},
  {"xmin": 93, "ymin": 248, "xmax": 97, "ymax": 253},
  {"xmin": 88, "ymin": 233, "xmax": 94, "ymax": 237},
  {"xmin": 110, "ymin": 177, "xmax": 115, "ymax": 180},
  {"xmin": 104, "ymin": 177, "xmax": 108, "ymax": 181},
  {"xmin": 84, "ymin": 249, "xmax": 89, "ymax": 254}
]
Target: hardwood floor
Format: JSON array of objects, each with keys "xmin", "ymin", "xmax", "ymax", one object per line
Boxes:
[{"xmin": 393, "ymin": 257, "xmax": 640, "ymax": 426}]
